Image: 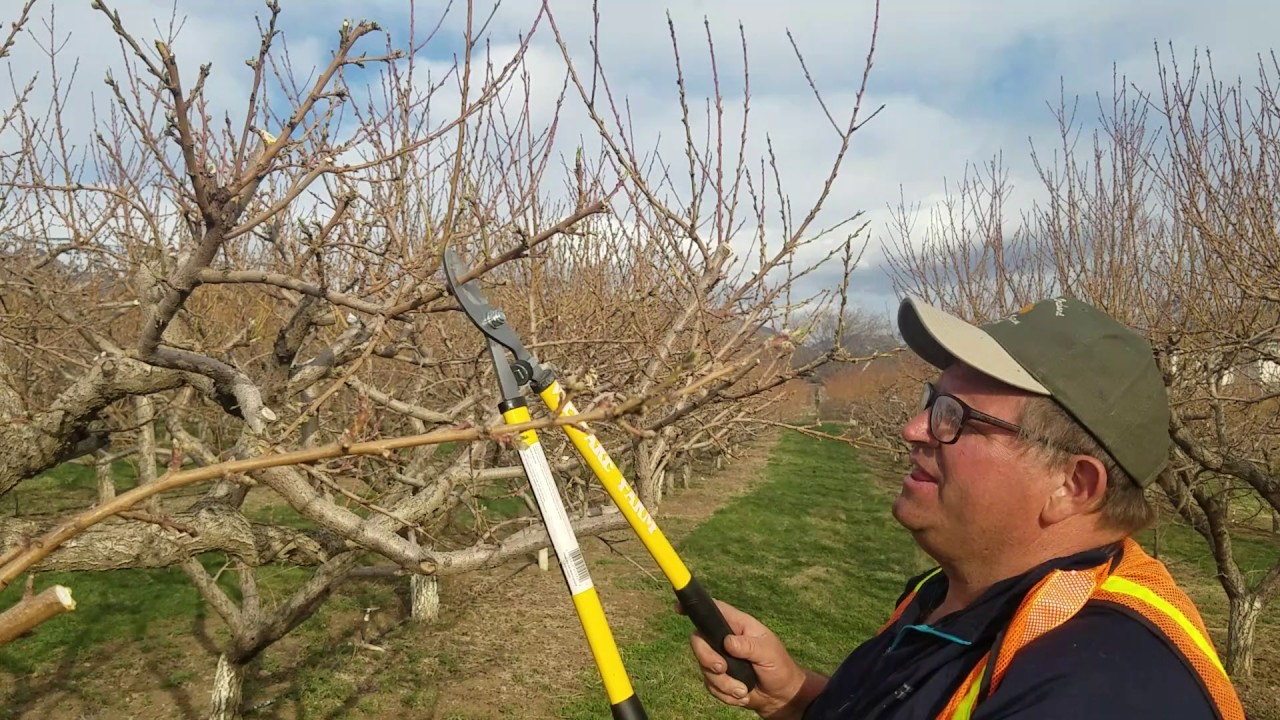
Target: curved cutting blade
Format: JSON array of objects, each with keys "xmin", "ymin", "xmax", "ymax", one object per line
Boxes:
[{"xmin": 442, "ymin": 248, "xmax": 529, "ymax": 359}]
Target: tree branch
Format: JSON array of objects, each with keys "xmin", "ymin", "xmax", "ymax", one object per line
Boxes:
[
  {"xmin": 0, "ymin": 355, "xmax": 192, "ymax": 497},
  {"xmin": 0, "ymin": 503, "xmax": 342, "ymax": 574}
]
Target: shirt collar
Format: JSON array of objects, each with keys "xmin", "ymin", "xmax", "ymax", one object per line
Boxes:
[{"xmin": 899, "ymin": 542, "xmax": 1123, "ymax": 645}]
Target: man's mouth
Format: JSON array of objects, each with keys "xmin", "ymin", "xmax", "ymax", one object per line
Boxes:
[{"xmin": 908, "ymin": 465, "xmax": 938, "ymax": 484}]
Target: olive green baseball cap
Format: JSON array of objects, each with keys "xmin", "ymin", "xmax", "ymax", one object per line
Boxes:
[{"xmin": 897, "ymin": 295, "xmax": 1171, "ymax": 487}]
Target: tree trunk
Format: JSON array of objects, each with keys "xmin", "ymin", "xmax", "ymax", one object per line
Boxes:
[
  {"xmin": 633, "ymin": 442, "xmax": 661, "ymax": 507},
  {"xmin": 1152, "ymin": 510, "xmax": 1161, "ymax": 559},
  {"xmin": 209, "ymin": 653, "xmax": 245, "ymax": 720},
  {"xmin": 95, "ymin": 452, "xmax": 115, "ymax": 503},
  {"xmin": 300, "ymin": 385, "xmax": 320, "ymax": 448},
  {"xmin": 410, "ymin": 574, "xmax": 439, "ymax": 622},
  {"xmin": 0, "ymin": 355, "xmax": 186, "ymax": 496},
  {"xmin": 407, "ymin": 528, "xmax": 440, "ymax": 619},
  {"xmin": 134, "ymin": 395, "xmax": 159, "ymax": 514},
  {"xmin": 1225, "ymin": 593, "xmax": 1263, "ymax": 678}
]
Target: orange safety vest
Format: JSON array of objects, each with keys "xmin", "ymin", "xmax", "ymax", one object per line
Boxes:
[{"xmin": 878, "ymin": 538, "xmax": 1247, "ymax": 720}]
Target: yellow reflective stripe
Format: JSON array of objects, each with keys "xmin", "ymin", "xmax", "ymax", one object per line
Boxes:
[
  {"xmin": 915, "ymin": 567, "xmax": 943, "ymax": 593},
  {"xmin": 1101, "ymin": 575, "xmax": 1227, "ymax": 676},
  {"xmin": 950, "ymin": 660, "xmax": 985, "ymax": 720},
  {"xmin": 881, "ymin": 568, "xmax": 942, "ymax": 631}
]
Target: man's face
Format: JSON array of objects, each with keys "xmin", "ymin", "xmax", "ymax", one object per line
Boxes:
[{"xmin": 892, "ymin": 363, "xmax": 1056, "ymax": 562}]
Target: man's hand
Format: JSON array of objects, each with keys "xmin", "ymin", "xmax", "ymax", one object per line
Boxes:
[{"xmin": 683, "ymin": 599, "xmax": 828, "ymax": 719}]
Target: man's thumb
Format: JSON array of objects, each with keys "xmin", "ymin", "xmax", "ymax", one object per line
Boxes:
[{"xmin": 723, "ymin": 633, "xmax": 756, "ymax": 660}]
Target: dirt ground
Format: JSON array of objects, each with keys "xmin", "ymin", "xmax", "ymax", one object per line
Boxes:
[
  {"xmin": 0, "ymin": 435, "xmax": 779, "ymax": 720},
  {"xmin": 5, "ymin": 430, "xmax": 1277, "ymax": 719},
  {"xmin": 424, "ymin": 438, "xmax": 777, "ymax": 719}
]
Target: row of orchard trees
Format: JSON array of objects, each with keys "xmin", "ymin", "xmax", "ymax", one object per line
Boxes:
[
  {"xmin": 0, "ymin": 1, "xmax": 881, "ymax": 717},
  {"xmin": 883, "ymin": 48, "xmax": 1280, "ymax": 681}
]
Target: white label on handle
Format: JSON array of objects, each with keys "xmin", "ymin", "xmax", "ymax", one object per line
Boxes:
[{"xmin": 517, "ymin": 436, "xmax": 594, "ymax": 595}]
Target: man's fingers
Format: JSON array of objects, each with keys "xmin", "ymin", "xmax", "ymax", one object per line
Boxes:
[
  {"xmin": 693, "ymin": 638, "xmax": 752, "ymax": 703},
  {"xmin": 703, "ymin": 675, "xmax": 752, "ymax": 707},
  {"xmin": 721, "ymin": 631, "xmax": 742, "ymax": 652},
  {"xmin": 690, "ymin": 614, "xmax": 774, "ymax": 671},
  {"xmin": 690, "ymin": 631, "xmax": 759, "ymax": 704},
  {"xmin": 689, "ymin": 631, "xmax": 729, "ymax": 673},
  {"xmin": 703, "ymin": 629, "xmax": 763, "ymax": 664}
]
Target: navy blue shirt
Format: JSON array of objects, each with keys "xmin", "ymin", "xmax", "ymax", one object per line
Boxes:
[{"xmin": 803, "ymin": 543, "xmax": 1221, "ymax": 719}]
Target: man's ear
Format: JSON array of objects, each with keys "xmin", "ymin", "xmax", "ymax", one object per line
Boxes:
[{"xmin": 1043, "ymin": 454, "xmax": 1108, "ymax": 525}]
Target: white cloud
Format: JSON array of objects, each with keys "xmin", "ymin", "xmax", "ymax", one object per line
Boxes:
[{"xmin": 2, "ymin": 0, "xmax": 1272, "ymax": 309}]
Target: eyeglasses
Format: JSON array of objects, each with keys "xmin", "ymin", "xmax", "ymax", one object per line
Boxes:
[{"xmin": 919, "ymin": 382, "xmax": 1024, "ymax": 445}]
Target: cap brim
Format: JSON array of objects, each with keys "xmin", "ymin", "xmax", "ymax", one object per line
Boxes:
[{"xmin": 898, "ymin": 296, "xmax": 1050, "ymax": 395}]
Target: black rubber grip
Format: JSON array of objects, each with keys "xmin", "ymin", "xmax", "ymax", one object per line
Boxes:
[
  {"xmin": 610, "ymin": 694, "xmax": 648, "ymax": 720},
  {"xmin": 674, "ymin": 576, "xmax": 759, "ymax": 691}
]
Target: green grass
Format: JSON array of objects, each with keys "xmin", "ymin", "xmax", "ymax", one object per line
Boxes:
[
  {"xmin": 3, "ymin": 426, "xmax": 1276, "ymax": 718},
  {"xmin": 1136, "ymin": 515, "xmax": 1278, "ymax": 589},
  {"xmin": 558, "ymin": 425, "xmax": 927, "ymax": 719},
  {"xmin": 0, "ymin": 556, "xmax": 317, "ymax": 676},
  {"xmin": 554, "ymin": 425, "xmax": 1279, "ymax": 719},
  {"xmin": 0, "ymin": 566, "xmax": 201, "ymax": 676},
  {"xmin": 2, "ymin": 459, "xmax": 144, "ymax": 517},
  {"xmin": 0, "ymin": 553, "xmax": 398, "ymax": 719},
  {"xmin": 242, "ymin": 500, "xmax": 317, "ymax": 529},
  {"xmin": 0, "ymin": 446, "xmax": 514, "ymax": 718}
]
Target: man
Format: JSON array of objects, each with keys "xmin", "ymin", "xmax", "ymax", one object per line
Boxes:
[{"xmin": 689, "ymin": 296, "xmax": 1247, "ymax": 719}]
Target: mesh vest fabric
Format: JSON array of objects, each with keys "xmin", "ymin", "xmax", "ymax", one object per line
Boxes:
[{"xmin": 878, "ymin": 539, "xmax": 1246, "ymax": 720}]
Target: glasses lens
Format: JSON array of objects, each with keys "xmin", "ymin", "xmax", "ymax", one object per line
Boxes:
[
  {"xmin": 920, "ymin": 383, "xmax": 933, "ymax": 411},
  {"xmin": 931, "ymin": 395, "xmax": 963, "ymax": 442}
]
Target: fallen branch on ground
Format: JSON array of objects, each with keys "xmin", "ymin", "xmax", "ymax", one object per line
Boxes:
[
  {"xmin": 0, "ymin": 394, "xmax": 655, "ymax": 592},
  {"xmin": 0, "ymin": 585, "xmax": 75, "ymax": 644}
]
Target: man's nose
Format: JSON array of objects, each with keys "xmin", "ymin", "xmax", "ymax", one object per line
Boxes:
[{"xmin": 901, "ymin": 407, "xmax": 933, "ymax": 445}]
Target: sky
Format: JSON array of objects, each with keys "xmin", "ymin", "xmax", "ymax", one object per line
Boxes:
[{"xmin": 5, "ymin": 0, "xmax": 1278, "ymax": 325}]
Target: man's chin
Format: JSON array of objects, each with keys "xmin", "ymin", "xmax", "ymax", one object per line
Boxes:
[{"xmin": 890, "ymin": 493, "xmax": 933, "ymax": 532}]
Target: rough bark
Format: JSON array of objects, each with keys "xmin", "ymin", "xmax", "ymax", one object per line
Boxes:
[
  {"xmin": 0, "ymin": 504, "xmax": 344, "ymax": 572},
  {"xmin": 427, "ymin": 511, "xmax": 630, "ymax": 576},
  {"xmin": 208, "ymin": 653, "xmax": 245, "ymax": 720},
  {"xmin": 410, "ymin": 575, "xmax": 440, "ymax": 622},
  {"xmin": 134, "ymin": 395, "xmax": 160, "ymax": 514},
  {"xmin": 95, "ymin": 451, "xmax": 117, "ymax": 503},
  {"xmin": 1226, "ymin": 594, "xmax": 1264, "ymax": 678},
  {"xmin": 0, "ymin": 355, "xmax": 192, "ymax": 496}
]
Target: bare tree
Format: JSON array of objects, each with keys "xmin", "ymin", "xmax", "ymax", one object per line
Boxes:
[
  {"xmin": 0, "ymin": 0, "xmax": 886, "ymax": 716},
  {"xmin": 883, "ymin": 48, "xmax": 1280, "ymax": 680},
  {"xmin": 798, "ymin": 305, "xmax": 897, "ymax": 356}
]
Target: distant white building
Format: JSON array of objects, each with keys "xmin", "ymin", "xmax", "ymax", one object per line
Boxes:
[{"xmin": 1166, "ymin": 343, "xmax": 1280, "ymax": 391}]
